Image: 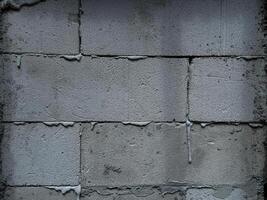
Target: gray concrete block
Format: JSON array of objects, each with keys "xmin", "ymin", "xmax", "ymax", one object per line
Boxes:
[
  {"xmin": 0, "ymin": 0, "xmax": 79, "ymax": 54},
  {"xmin": 81, "ymin": 123, "xmax": 265, "ymax": 186},
  {"xmin": 1, "ymin": 123, "xmax": 80, "ymax": 185},
  {"xmin": 81, "ymin": 186, "xmax": 184, "ymax": 200},
  {"xmin": 81, "ymin": 123, "xmax": 188, "ymax": 186},
  {"xmin": 81, "ymin": 192, "xmax": 184, "ymax": 200},
  {"xmin": 188, "ymin": 124, "xmax": 266, "ymax": 185},
  {"xmin": 189, "ymin": 58, "xmax": 266, "ymax": 122},
  {"xmin": 81, "ymin": 0, "xmax": 264, "ymax": 56},
  {"xmin": 186, "ymin": 187, "xmax": 261, "ymax": 200},
  {"xmin": 3, "ymin": 187, "xmax": 76, "ymax": 200},
  {"xmin": 1, "ymin": 55, "xmax": 187, "ymax": 121}
]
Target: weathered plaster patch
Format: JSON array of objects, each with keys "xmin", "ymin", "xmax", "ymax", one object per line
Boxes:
[
  {"xmin": 60, "ymin": 54, "xmax": 82, "ymax": 62},
  {"xmin": 115, "ymin": 56, "xmax": 147, "ymax": 61},
  {"xmin": 200, "ymin": 122, "xmax": 212, "ymax": 128},
  {"xmin": 122, "ymin": 121, "xmax": 151, "ymax": 126},
  {"xmin": 46, "ymin": 185, "xmax": 81, "ymax": 200},
  {"xmin": 43, "ymin": 122, "xmax": 75, "ymax": 128},
  {"xmin": 248, "ymin": 123, "xmax": 264, "ymax": 128},
  {"xmin": 13, "ymin": 121, "xmax": 26, "ymax": 125}
]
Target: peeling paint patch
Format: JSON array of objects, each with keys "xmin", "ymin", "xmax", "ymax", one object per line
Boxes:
[
  {"xmin": 43, "ymin": 122, "xmax": 75, "ymax": 127},
  {"xmin": 60, "ymin": 54, "xmax": 82, "ymax": 62},
  {"xmin": 122, "ymin": 121, "xmax": 151, "ymax": 126},
  {"xmin": 46, "ymin": 185, "xmax": 81, "ymax": 200}
]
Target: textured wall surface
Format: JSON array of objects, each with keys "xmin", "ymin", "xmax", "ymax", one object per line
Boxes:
[{"xmin": 0, "ymin": 0, "xmax": 266, "ymax": 199}]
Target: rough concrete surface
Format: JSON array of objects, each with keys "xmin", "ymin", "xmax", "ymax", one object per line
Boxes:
[
  {"xmin": 1, "ymin": 55, "xmax": 187, "ymax": 121},
  {"xmin": 0, "ymin": 0, "xmax": 79, "ymax": 54},
  {"xmin": 0, "ymin": 0, "xmax": 266, "ymax": 199},
  {"xmin": 1, "ymin": 123, "xmax": 80, "ymax": 185},
  {"xmin": 3, "ymin": 186, "xmax": 77, "ymax": 200},
  {"xmin": 81, "ymin": 0, "xmax": 264, "ymax": 56},
  {"xmin": 81, "ymin": 123, "xmax": 265, "ymax": 186},
  {"xmin": 189, "ymin": 57, "xmax": 266, "ymax": 122}
]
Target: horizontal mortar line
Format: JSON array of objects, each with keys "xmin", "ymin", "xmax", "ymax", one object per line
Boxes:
[
  {"xmin": 190, "ymin": 120, "xmax": 267, "ymax": 125},
  {"xmin": 0, "ymin": 52, "xmax": 265, "ymax": 59},
  {"xmin": 1, "ymin": 183, "xmax": 215, "ymax": 189},
  {"xmin": 0, "ymin": 120, "xmax": 185, "ymax": 123},
  {"xmin": 6, "ymin": 181, "xmax": 262, "ymax": 189},
  {"xmin": 0, "ymin": 120, "xmax": 266, "ymax": 125},
  {"xmin": 5, "ymin": 185, "xmax": 80, "ymax": 188}
]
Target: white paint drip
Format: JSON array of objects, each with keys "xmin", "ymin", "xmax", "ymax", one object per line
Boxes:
[
  {"xmin": 60, "ymin": 54, "xmax": 82, "ymax": 61},
  {"xmin": 186, "ymin": 119, "xmax": 193, "ymax": 164},
  {"xmin": 116, "ymin": 56, "xmax": 147, "ymax": 61},
  {"xmin": 46, "ymin": 185, "xmax": 81, "ymax": 200},
  {"xmin": 248, "ymin": 123, "xmax": 264, "ymax": 128},
  {"xmin": 122, "ymin": 121, "xmax": 151, "ymax": 126},
  {"xmin": 13, "ymin": 121, "xmax": 26, "ymax": 125},
  {"xmin": 91, "ymin": 122, "xmax": 98, "ymax": 130},
  {"xmin": 200, "ymin": 123, "xmax": 212, "ymax": 128},
  {"xmin": 43, "ymin": 122, "xmax": 75, "ymax": 127},
  {"xmin": 16, "ymin": 55, "xmax": 22, "ymax": 68}
]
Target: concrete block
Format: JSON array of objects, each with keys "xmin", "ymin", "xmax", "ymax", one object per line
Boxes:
[
  {"xmin": 81, "ymin": 192, "xmax": 184, "ymax": 200},
  {"xmin": 3, "ymin": 187, "xmax": 76, "ymax": 200},
  {"xmin": 81, "ymin": 123, "xmax": 188, "ymax": 186},
  {"xmin": 81, "ymin": 0, "xmax": 264, "ymax": 56},
  {"xmin": 187, "ymin": 124, "xmax": 266, "ymax": 185},
  {"xmin": 1, "ymin": 123, "xmax": 80, "ymax": 185},
  {"xmin": 186, "ymin": 187, "xmax": 261, "ymax": 200},
  {"xmin": 81, "ymin": 123, "xmax": 265, "ymax": 186},
  {"xmin": 0, "ymin": 0, "xmax": 79, "ymax": 54},
  {"xmin": 81, "ymin": 186, "xmax": 184, "ymax": 200},
  {"xmin": 1, "ymin": 55, "xmax": 187, "ymax": 121},
  {"xmin": 189, "ymin": 58, "xmax": 266, "ymax": 122}
]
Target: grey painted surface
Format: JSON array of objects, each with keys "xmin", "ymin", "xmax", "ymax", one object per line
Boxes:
[
  {"xmin": 81, "ymin": 123, "xmax": 265, "ymax": 186},
  {"xmin": 1, "ymin": 55, "xmax": 187, "ymax": 121},
  {"xmin": 0, "ymin": 0, "xmax": 266, "ymax": 199},
  {"xmin": 81, "ymin": 188, "xmax": 184, "ymax": 200},
  {"xmin": 81, "ymin": 123, "xmax": 187, "ymax": 186},
  {"xmin": 189, "ymin": 58, "xmax": 266, "ymax": 122},
  {"xmin": 185, "ymin": 188, "xmax": 260, "ymax": 200},
  {"xmin": 81, "ymin": 0, "xmax": 264, "ymax": 56},
  {"xmin": 3, "ymin": 187, "xmax": 76, "ymax": 200},
  {"xmin": 1, "ymin": 123, "xmax": 80, "ymax": 185},
  {"xmin": 0, "ymin": 0, "xmax": 79, "ymax": 54}
]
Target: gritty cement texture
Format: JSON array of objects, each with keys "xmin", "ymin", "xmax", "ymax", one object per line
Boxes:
[
  {"xmin": 81, "ymin": 0, "xmax": 264, "ymax": 56},
  {"xmin": 81, "ymin": 123, "xmax": 187, "ymax": 186},
  {"xmin": 81, "ymin": 123, "xmax": 265, "ymax": 186},
  {"xmin": 3, "ymin": 186, "xmax": 77, "ymax": 200},
  {"xmin": 189, "ymin": 57, "xmax": 266, "ymax": 122},
  {"xmin": 0, "ymin": 0, "xmax": 79, "ymax": 54},
  {"xmin": 1, "ymin": 55, "xmax": 187, "ymax": 121},
  {"xmin": 1, "ymin": 123, "xmax": 80, "ymax": 185},
  {"xmin": 186, "ymin": 187, "xmax": 261, "ymax": 200},
  {"xmin": 81, "ymin": 186, "xmax": 185, "ymax": 200},
  {"xmin": 0, "ymin": 0, "xmax": 266, "ymax": 199}
]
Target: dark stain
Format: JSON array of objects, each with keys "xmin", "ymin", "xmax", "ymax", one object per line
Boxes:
[{"xmin": 103, "ymin": 164, "xmax": 122, "ymax": 175}]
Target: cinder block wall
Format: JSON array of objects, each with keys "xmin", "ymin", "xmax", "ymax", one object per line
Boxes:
[{"xmin": 0, "ymin": 0, "xmax": 266, "ymax": 199}]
